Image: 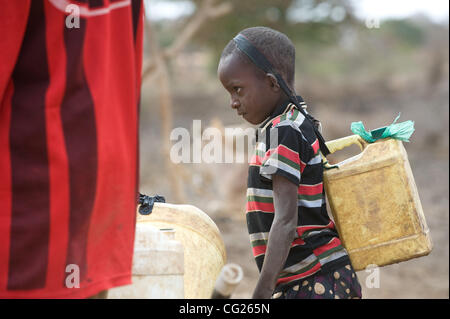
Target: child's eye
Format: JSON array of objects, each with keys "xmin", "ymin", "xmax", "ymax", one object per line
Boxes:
[{"xmin": 234, "ymin": 87, "xmax": 242, "ymax": 94}]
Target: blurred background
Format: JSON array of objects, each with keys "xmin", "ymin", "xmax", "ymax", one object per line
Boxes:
[{"xmin": 138, "ymin": 0, "xmax": 449, "ymax": 298}]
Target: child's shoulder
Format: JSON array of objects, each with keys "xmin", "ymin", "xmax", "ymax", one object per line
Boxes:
[
  {"xmin": 269, "ymin": 107, "xmax": 313, "ymax": 135},
  {"xmin": 268, "ymin": 107, "xmax": 319, "ymax": 153}
]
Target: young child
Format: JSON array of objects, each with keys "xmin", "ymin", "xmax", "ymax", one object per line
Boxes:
[{"xmin": 217, "ymin": 27, "xmax": 362, "ymax": 299}]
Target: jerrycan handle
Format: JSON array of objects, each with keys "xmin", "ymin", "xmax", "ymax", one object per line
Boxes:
[
  {"xmin": 326, "ymin": 134, "xmax": 367, "ymax": 154},
  {"xmin": 322, "ymin": 135, "xmax": 368, "ymax": 169}
]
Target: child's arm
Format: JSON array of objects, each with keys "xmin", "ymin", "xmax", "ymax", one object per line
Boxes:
[{"xmin": 252, "ymin": 174, "xmax": 298, "ymax": 299}]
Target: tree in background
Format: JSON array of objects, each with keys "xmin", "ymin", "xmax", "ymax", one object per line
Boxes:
[{"xmin": 191, "ymin": 0, "xmax": 357, "ymax": 56}]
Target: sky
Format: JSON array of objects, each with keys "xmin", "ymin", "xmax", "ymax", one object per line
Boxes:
[
  {"xmin": 144, "ymin": 0, "xmax": 450, "ymax": 24},
  {"xmin": 352, "ymin": 0, "xmax": 449, "ymax": 24}
]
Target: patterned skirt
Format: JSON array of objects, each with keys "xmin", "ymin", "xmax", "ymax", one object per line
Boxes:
[{"xmin": 272, "ymin": 263, "xmax": 362, "ymax": 299}]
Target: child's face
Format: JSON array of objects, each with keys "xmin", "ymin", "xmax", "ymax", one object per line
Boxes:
[{"xmin": 218, "ymin": 53, "xmax": 281, "ymax": 125}]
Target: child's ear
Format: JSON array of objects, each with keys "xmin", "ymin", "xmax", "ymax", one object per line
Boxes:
[{"xmin": 266, "ymin": 73, "xmax": 281, "ymax": 92}]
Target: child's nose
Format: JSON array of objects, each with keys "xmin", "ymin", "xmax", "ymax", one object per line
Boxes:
[{"xmin": 231, "ymin": 97, "xmax": 240, "ymax": 109}]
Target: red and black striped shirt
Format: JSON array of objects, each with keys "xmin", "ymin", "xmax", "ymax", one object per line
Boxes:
[
  {"xmin": 0, "ymin": 0, "xmax": 143, "ymax": 298},
  {"xmin": 247, "ymin": 99, "xmax": 350, "ymax": 292}
]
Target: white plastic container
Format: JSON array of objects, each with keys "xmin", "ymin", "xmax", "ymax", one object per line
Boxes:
[
  {"xmin": 108, "ymin": 224, "xmax": 184, "ymax": 299},
  {"xmin": 138, "ymin": 203, "xmax": 226, "ymax": 299}
]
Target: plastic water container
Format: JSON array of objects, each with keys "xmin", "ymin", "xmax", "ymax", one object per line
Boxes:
[
  {"xmin": 107, "ymin": 224, "xmax": 184, "ymax": 299},
  {"xmin": 137, "ymin": 203, "xmax": 226, "ymax": 299},
  {"xmin": 211, "ymin": 263, "xmax": 244, "ymax": 299},
  {"xmin": 323, "ymin": 135, "xmax": 432, "ymax": 271}
]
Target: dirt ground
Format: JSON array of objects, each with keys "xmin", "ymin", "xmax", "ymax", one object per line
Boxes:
[{"xmin": 138, "ymin": 44, "xmax": 449, "ymax": 299}]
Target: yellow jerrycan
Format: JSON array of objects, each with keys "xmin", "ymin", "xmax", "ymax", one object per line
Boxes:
[
  {"xmin": 137, "ymin": 203, "xmax": 227, "ymax": 299},
  {"xmin": 323, "ymin": 135, "xmax": 432, "ymax": 271}
]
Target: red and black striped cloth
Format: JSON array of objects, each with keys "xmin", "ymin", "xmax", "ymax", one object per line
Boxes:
[{"xmin": 0, "ymin": 0, "xmax": 143, "ymax": 298}]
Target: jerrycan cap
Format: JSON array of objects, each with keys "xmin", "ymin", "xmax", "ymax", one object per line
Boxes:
[{"xmin": 370, "ymin": 126, "xmax": 387, "ymax": 140}]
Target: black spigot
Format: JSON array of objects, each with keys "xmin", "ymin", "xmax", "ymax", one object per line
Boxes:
[{"xmin": 138, "ymin": 193, "xmax": 165, "ymax": 215}]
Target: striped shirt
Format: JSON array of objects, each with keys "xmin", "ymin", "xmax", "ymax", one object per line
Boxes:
[
  {"xmin": 247, "ymin": 98, "xmax": 350, "ymax": 292},
  {"xmin": 0, "ymin": 0, "xmax": 143, "ymax": 298}
]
